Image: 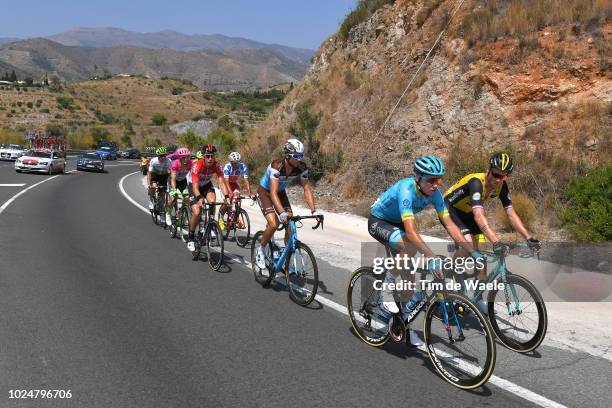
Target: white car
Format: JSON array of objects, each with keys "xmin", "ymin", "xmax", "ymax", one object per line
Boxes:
[
  {"xmin": 0, "ymin": 144, "xmax": 25, "ymax": 161},
  {"xmin": 15, "ymin": 149, "xmax": 66, "ymax": 174}
]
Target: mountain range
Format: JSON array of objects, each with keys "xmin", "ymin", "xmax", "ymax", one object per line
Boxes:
[
  {"xmin": 46, "ymin": 27, "xmax": 314, "ymax": 64},
  {"xmin": 0, "ymin": 38, "xmax": 307, "ymax": 90}
]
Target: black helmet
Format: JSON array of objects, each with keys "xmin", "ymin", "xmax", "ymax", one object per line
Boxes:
[{"xmin": 489, "ymin": 152, "xmax": 513, "ymax": 174}]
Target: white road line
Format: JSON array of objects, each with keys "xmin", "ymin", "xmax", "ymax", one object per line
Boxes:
[
  {"xmin": 118, "ymin": 171, "xmax": 566, "ymax": 408},
  {"xmin": 0, "ymin": 177, "xmax": 59, "ymax": 215},
  {"xmin": 0, "ymin": 183, "xmax": 26, "ymax": 187}
]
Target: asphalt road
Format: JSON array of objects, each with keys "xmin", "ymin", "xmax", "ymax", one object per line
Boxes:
[{"xmin": 0, "ymin": 158, "xmax": 609, "ymax": 407}]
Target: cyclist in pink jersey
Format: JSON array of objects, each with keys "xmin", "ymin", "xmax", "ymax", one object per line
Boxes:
[{"xmin": 165, "ymin": 147, "xmax": 192, "ymax": 226}]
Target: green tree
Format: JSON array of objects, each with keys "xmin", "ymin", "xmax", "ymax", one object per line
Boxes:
[
  {"xmin": 24, "ymin": 76, "xmax": 34, "ymax": 86},
  {"xmin": 287, "ymin": 102, "xmax": 342, "ymax": 182},
  {"xmin": 205, "ymin": 128, "xmax": 236, "ymax": 153},
  {"xmin": 178, "ymin": 130, "xmax": 205, "ymax": 151},
  {"xmin": 562, "ymin": 163, "xmax": 612, "ymax": 242},
  {"xmin": 120, "ymin": 134, "xmax": 133, "ymax": 147},
  {"xmin": 9, "ymin": 70, "xmax": 17, "ymax": 82},
  {"xmin": 90, "ymin": 127, "xmax": 111, "ymax": 146},
  {"xmin": 45, "ymin": 123, "xmax": 65, "ymax": 137},
  {"xmin": 151, "ymin": 112, "xmax": 167, "ymax": 126}
]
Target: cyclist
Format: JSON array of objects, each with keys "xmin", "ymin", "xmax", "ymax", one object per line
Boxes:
[
  {"xmin": 444, "ymin": 152, "xmax": 540, "ymax": 311},
  {"xmin": 255, "ymin": 139, "xmax": 317, "ymax": 272},
  {"xmin": 369, "ymin": 155, "xmax": 476, "ymax": 346},
  {"xmin": 147, "ymin": 147, "xmax": 172, "ymax": 211},
  {"xmin": 165, "ymin": 147, "xmax": 192, "ymax": 227},
  {"xmin": 186, "ymin": 144, "xmax": 231, "ymax": 252},
  {"xmin": 219, "ymin": 151, "xmax": 254, "ymax": 229}
]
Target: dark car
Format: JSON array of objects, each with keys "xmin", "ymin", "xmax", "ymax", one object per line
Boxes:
[
  {"xmin": 119, "ymin": 148, "xmax": 141, "ymax": 159},
  {"xmin": 77, "ymin": 153, "xmax": 105, "ymax": 172},
  {"xmin": 95, "ymin": 146, "xmax": 118, "ymax": 160}
]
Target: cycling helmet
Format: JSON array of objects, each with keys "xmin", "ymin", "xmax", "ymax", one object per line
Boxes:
[
  {"xmin": 284, "ymin": 138, "xmax": 305, "ymax": 154},
  {"xmin": 228, "ymin": 152, "xmax": 241, "ymax": 162},
  {"xmin": 175, "ymin": 147, "xmax": 190, "ymax": 157},
  {"xmin": 156, "ymin": 147, "xmax": 167, "ymax": 155},
  {"xmin": 413, "ymin": 155, "xmax": 445, "ymax": 177},
  {"xmin": 196, "ymin": 144, "xmax": 216, "ymax": 159},
  {"xmin": 489, "ymin": 152, "xmax": 513, "ymax": 174}
]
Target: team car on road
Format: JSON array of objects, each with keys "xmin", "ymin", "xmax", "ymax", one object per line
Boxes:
[
  {"xmin": 77, "ymin": 153, "xmax": 105, "ymax": 172},
  {"xmin": 15, "ymin": 149, "xmax": 66, "ymax": 174},
  {"xmin": 0, "ymin": 144, "xmax": 25, "ymax": 161}
]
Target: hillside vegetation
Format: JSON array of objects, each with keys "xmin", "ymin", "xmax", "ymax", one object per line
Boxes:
[
  {"xmin": 244, "ymin": 0, "xmax": 611, "ymax": 240},
  {"xmin": 0, "ymin": 76, "xmax": 288, "ymax": 150}
]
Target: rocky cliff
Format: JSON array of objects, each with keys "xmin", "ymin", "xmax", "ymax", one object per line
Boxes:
[{"xmin": 246, "ymin": 0, "xmax": 610, "ymax": 230}]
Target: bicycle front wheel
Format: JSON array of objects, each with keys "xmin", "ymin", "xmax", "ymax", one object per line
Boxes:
[
  {"xmin": 487, "ymin": 273, "xmax": 547, "ymax": 353},
  {"xmin": 235, "ymin": 209, "xmax": 251, "ymax": 248},
  {"xmin": 285, "ymin": 242, "xmax": 318, "ymax": 306},
  {"xmin": 206, "ymin": 221, "xmax": 224, "ymax": 271},
  {"xmin": 424, "ymin": 293, "xmax": 496, "ymax": 390},
  {"xmin": 251, "ymin": 231, "xmax": 275, "ymax": 287},
  {"xmin": 346, "ymin": 267, "xmax": 389, "ymax": 347}
]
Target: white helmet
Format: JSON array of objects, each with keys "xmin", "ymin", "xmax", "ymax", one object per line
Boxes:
[
  {"xmin": 228, "ymin": 151, "xmax": 241, "ymax": 162},
  {"xmin": 284, "ymin": 138, "xmax": 304, "ymax": 154}
]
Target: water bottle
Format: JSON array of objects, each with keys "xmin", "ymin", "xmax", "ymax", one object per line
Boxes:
[{"xmin": 272, "ymin": 242, "xmax": 281, "ymax": 261}]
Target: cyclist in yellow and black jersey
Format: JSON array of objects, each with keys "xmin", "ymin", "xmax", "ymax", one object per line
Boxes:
[
  {"xmin": 444, "ymin": 152, "xmax": 541, "ymax": 313},
  {"xmin": 444, "ymin": 152, "xmax": 540, "ymax": 252}
]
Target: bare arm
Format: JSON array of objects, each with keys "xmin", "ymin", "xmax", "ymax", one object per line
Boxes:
[
  {"xmin": 402, "ymin": 219, "xmax": 435, "ymax": 258},
  {"xmin": 301, "ymin": 179, "xmax": 316, "ymax": 212},
  {"xmin": 505, "ymin": 207, "xmax": 532, "ymax": 239},
  {"xmin": 473, "ymin": 207, "xmax": 500, "ymax": 243},
  {"xmin": 441, "ymin": 216, "xmax": 474, "ymax": 253}
]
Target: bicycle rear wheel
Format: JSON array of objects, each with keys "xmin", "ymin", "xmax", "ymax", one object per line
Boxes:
[
  {"xmin": 179, "ymin": 206, "xmax": 190, "ymax": 243},
  {"xmin": 487, "ymin": 273, "xmax": 547, "ymax": 353},
  {"xmin": 206, "ymin": 221, "xmax": 224, "ymax": 271},
  {"xmin": 251, "ymin": 231, "xmax": 275, "ymax": 286},
  {"xmin": 235, "ymin": 209, "xmax": 251, "ymax": 248},
  {"xmin": 424, "ymin": 293, "xmax": 496, "ymax": 390},
  {"xmin": 346, "ymin": 267, "xmax": 390, "ymax": 347},
  {"xmin": 156, "ymin": 193, "xmax": 166, "ymax": 228},
  {"xmin": 285, "ymin": 242, "xmax": 318, "ymax": 306}
]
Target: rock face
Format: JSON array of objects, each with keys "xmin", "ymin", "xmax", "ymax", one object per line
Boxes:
[
  {"xmin": 170, "ymin": 120, "xmax": 216, "ymax": 137},
  {"xmin": 248, "ymin": 0, "xmax": 610, "ymax": 200}
]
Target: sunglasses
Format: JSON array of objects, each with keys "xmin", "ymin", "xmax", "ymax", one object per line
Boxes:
[
  {"xmin": 491, "ymin": 172, "xmax": 508, "ymax": 180},
  {"xmin": 204, "ymin": 154, "xmax": 215, "ymax": 158},
  {"xmin": 423, "ymin": 176, "xmax": 442, "ymax": 185},
  {"xmin": 288, "ymin": 154, "xmax": 304, "ymax": 160}
]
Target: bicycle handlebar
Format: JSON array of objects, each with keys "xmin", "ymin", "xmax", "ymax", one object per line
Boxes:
[{"xmin": 277, "ymin": 214, "xmax": 324, "ymax": 231}]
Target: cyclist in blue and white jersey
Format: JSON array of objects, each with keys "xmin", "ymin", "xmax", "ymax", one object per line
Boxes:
[
  {"xmin": 254, "ymin": 139, "xmax": 317, "ymax": 270},
  {"xmin": 369, "ymin": 155, "xmax": 477, "ymax": 345}
]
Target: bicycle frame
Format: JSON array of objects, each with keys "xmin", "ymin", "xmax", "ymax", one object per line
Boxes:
[
  {"xmin": 379, "ymin": 246, "xmax": 464, "ymax": 340},
  {"xmin": 271, "ymin": 220, "xmax": 299, "ymax": 273},
  {"xmin": 455, "ymin": 245, "xmax": 532, "ymax": 316}
]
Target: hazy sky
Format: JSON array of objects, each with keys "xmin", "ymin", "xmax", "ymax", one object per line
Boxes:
[{"xmin": 2, "ymin": 0, "xmax": 357, "ymax": 49}]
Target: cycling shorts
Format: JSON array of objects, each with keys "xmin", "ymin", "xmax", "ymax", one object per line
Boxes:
[{"xmin": 257, "ymin": 185, "xmax": 291, "ymax": 216}]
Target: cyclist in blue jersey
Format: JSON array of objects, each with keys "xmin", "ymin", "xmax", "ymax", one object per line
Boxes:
[
  {"xmin": 255, "ymin": 139, "xmax": 317, "ymax": 270},
  {"xmin": 369, "ymin": 155, "xmax": 477, "ymax": 345}
]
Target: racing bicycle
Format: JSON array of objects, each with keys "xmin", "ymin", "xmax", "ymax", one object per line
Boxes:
[
  {"xmin": 347, "ymin": 245, "xmax": 496, "ymax": 390},
  {"xmin": 168, "ymin": 189, "xmax": 191, "ymax": 241},
  {"xmin": 251, "ymin": 215, "xmax": 324, "ymax": 306},
  {"xmin": 149, "ymin": 184, "xmax": 168, "ymax": 228},
  {"xmin": 218, "ymin": 194, "xmax": 253, "ymax": 247},
  {"xmin": 447, "ymin": 242, "xmax": 547, "ymax": 353},
  {"xmin": 190, "ymin": 201, "xmax": 225, "ymax": 271}
]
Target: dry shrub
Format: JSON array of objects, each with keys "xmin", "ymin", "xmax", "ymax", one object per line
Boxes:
[
  {"xmin": 459, "ymin": 0, "xmax": 611, "ymax": 45},
  {"xmin": 342, "ymin": 175, "xmax": 365, "ymax": 199},
  {"xmin": 496, "ymin": 192, "xmax": 537, "ymax": 230},
  {"xmin": 0, "ymin": 127, "xmax": 24, "ymax": 145},
  {"xmin": 354, "ymin": 198, "xmax": 375, "ymax": 218}
]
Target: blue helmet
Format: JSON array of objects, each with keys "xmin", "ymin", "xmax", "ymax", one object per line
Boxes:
[{"xmin": 413, "ymin": 155, "xmax": 445, "ymax": 177}]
